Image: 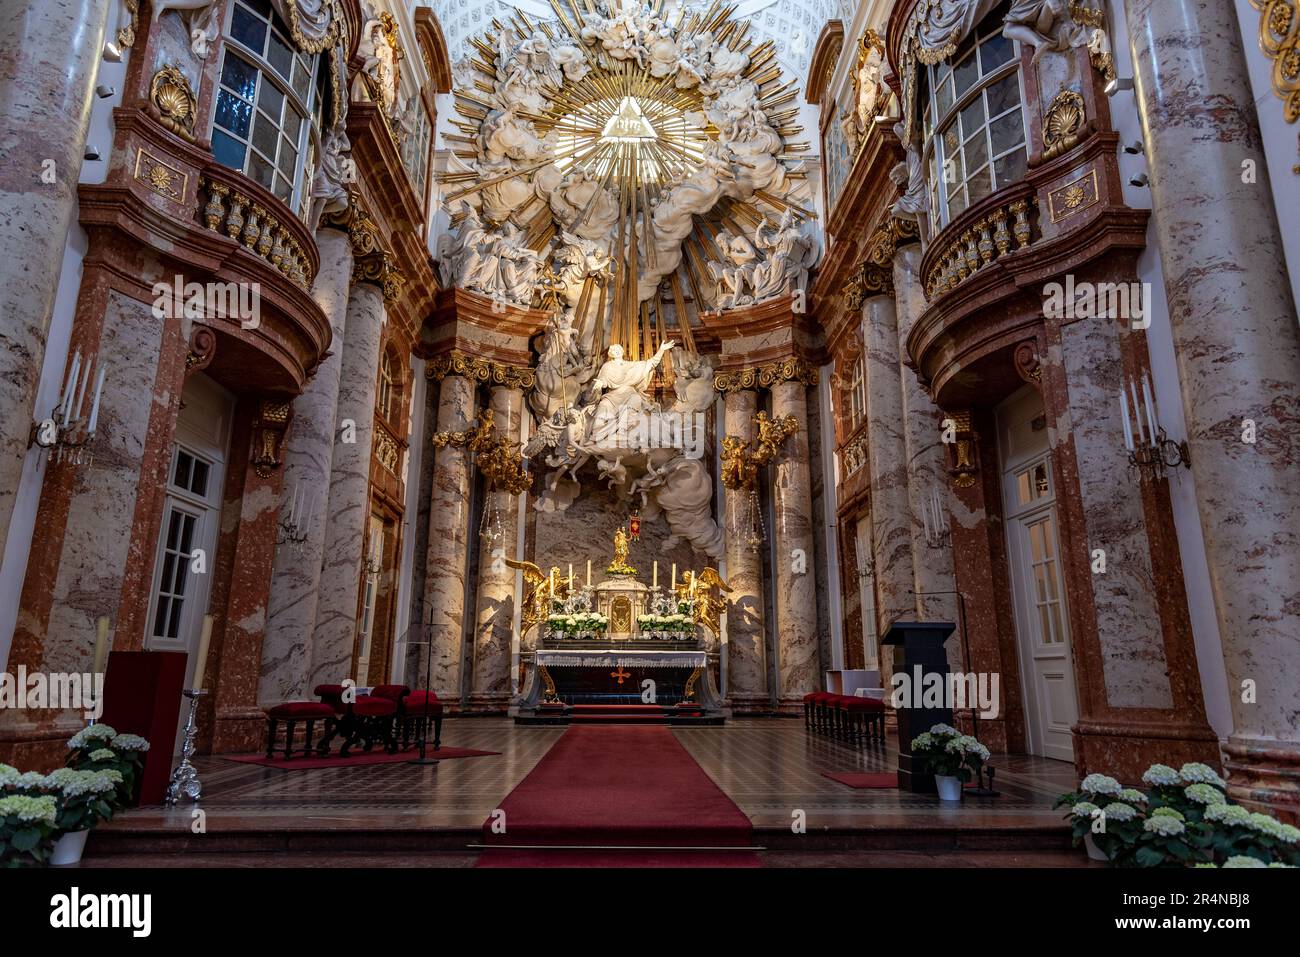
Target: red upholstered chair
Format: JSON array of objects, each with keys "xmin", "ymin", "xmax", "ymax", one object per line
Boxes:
[
  {"xmin": 842, "ymin": 695, "xmax": 886, "ymax": 742},
  {"xmin": 398, "ymin": 690, "xmax": 442, "ymax": 751},
  {"xmin": 803, "ymin": 692, "xmax": 818, "ymax": 727},
  {"xmin": 313, "ymin": 684, "xmax": 399, "ymax": 757},
  {"xmin": 265, "ymin": 701, "xmax": 336, "ymax": 760}
]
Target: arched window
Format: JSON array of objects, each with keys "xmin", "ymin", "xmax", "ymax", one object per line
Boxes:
[
  {"xmin": 378, "ymin": 349, "xmax": 398, "ymax": 422},
  {"xmin": 212, "ymin": 0, "xmax": 328, "ymax": 220},
  {"xmin": 920, "ymin": 7, "xmax": 1027, "ymax": 231}
]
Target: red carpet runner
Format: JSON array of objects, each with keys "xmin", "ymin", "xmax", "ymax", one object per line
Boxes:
[{"xmin": 477, "ymin": 725, "xmax": 759, "ymax": 867}]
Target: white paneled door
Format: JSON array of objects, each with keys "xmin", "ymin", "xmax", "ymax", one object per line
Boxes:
[{"xmin": 998, "ymin": 387, "xmax": 1078, "ymax": 762}]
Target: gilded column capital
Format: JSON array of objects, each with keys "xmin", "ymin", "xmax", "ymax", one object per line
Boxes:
[
  {"xmin": 715, "ymin": 356, "xmax": 820, "ymax": 394},
  {"xmin": 326, "ymin": 197, "xmax": 406, "ymax": 304},
  {"xmin": 848, "ymin": 217, "xmax": 920, "ymax": 301},
  {"xmin": 425, "ymin": 350, "xmax": 535, "ymax": 390}
]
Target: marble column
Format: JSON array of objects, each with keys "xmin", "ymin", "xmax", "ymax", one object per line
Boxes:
[
  {"xmin": 423, "ymin": 373, "xmax": 475, "ymax": 704},
  {"xmin": 259, "ymin": 228, "xmax": 353, "ymax": 703},
  {"xmin": 0, "ymin": 0, "xmax": 111, "ymax": 562},
  {"xmin": 770, "ymin": 379, "xmax": 820, "ymax": 709},
  {"xmin": 307, "ymin": 281, "xmax": 384, "ymax": 688},
  {"xmin": 863, "ymin": 294, "xmax": 915, "ymax": 668},
  {"xmin": 893, "ymin": 246, "xmax": 958, "ymax": 661},
  {"xmin": 469, "ymin": 384, "xmax": 524, "ymax": 710},
  {"xmin": 1126, "ymin": 0, "xmax": 1300, "ymax": 817},
  {"xmin": 723, "ymin": 388, "xmax": 768, "ymax": 710}
]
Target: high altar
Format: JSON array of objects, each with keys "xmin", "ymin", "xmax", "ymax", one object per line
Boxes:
[{"xmin": 513, "ymin": 529, "xmax": 728, "ymax": 722}]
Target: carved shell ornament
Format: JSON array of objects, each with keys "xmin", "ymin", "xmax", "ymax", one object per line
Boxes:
[
  {"xmin": 149, "ymin": 64, "xmax": 198, "ymax": 142},
  {"xmin": 1042, "ymin": 90, "xmax": 1086, "ymax": 161}
]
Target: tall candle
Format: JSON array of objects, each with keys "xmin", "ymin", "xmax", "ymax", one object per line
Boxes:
[
  {"xmin": 652, "ymin": 560, "xmax": 658, "ymax": 589},
  {"xmin": 1120, "ymin": 388, "xmax": 1134, "ymax": 451},
  {"xmin": 86, "ymin": 366, "xmax": 106, "ymax": 435},
  {"xmin": 92, "ymin": 616, "xmax": 110, "ymax": 675},
  {"xmin": 1141, "ymin": 374, "xmax": 1159, "ymax": 440},
  {"xmin": 191, "ymin": 615, "xmax": 214, "ymax": 690},
  {"xmin": 586, "ymin": 559, "xmax": 592, "ymax": 587},
  {"xmin": 671, "ymin": 563, "xmax": 677, "ymax": 590},
  {"xmin": 1130, "ymin": 381, "xmax": 1146, "ymax": 444},
  {"xmin": 74, "ymin": 360, "xmax": 91, "ymax": 421},
  {"xmin": 568, "ymin": 563, "xmax": 574, "ymax": 586},
  {"xmin": 63, "ymin": 352, "xmax": 81, "ymax": 426}
]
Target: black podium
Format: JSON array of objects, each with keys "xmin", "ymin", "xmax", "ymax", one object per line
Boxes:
[{"xmin": 881, "ymin": 620, "xmax": 955, "ymax": 794}]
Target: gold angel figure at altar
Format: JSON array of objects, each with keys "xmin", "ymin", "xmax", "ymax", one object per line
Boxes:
[
  {"xmin": 675, "ymin": 568, "xmax": 732, "ymax": 637},
  {"xmin": 506, "ymin": 559, "xmax": 571, "ymax": 633},
  {"xmin": 607, "ymin": 526, "xmax": 636, "ymax": 575}
]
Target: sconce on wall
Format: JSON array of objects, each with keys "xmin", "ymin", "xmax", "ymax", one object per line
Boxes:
[
  {"xmin": 30, "ymin": 350, "xmax": 106, "ymax": 466},
  {"xmin": 1120, "ymin": 372, "xmax": 1191, "ymax": 477},
  {"xmin": 921, "ymin": 486, "xmax": 951, "ymax": 549}
]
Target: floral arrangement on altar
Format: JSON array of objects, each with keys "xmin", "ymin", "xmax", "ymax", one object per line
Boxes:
[
  {"xmin": 910, "ymin": 723, "xmax": 990, "ymax": 799},
  {"xmin": 546, "ymin": 611, "xmax": 609, "ymax": 639},
  {"xmin": 1055, "ymin": 763, "xmax": 1300, "ymax": 868},
  {"xmin": 636, "ymin": 613, "xmax": 694, "ymax": 639},
  {"xmin": 0, "ymin": 724, "xmax": 149, "ymax": 867}
]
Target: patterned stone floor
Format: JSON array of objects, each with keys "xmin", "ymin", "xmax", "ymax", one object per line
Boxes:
[{"xmin": 101, "ymin": 717, "xmax": 1076, "ymax": 837}]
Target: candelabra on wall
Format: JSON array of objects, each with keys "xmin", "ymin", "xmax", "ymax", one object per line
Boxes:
[
  {"xmin": 433, "ymin": 408, "xmax": 532, "ymax": 546},
  {"xmin": 29, "ymin": 350, "xmax": 107, "ymax": 465},
  {"xmin": 921, "ymin": 485, "xmax": 951, "ymax": 549},
  {"xmin": 1119, "ymin": 371, "xmax": 1190, "ymax": 477},
  {"xmin": 720, "ymin": 411, "xmax": 799, "ymax": 551},
  {"xmin": 276, "ymin": 481, "xmax": 316, "ymax": 551}
]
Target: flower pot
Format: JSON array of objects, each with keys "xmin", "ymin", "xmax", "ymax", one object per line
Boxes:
[
  {"xmin": 1084, "ymin": 833, "xmax": 1108, "ymax": 862},
  {"xmin": 935, "ymin": 774, "xmax": 963, "ymax": 801},
  {"xmin": 51, "ymin": 829, "xmax": 89, "ymax": 866}
]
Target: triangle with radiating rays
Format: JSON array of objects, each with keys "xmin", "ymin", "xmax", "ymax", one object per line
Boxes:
[{"xmin": 601, "ymin": 96, "xmax": 657, "ymax": 142}]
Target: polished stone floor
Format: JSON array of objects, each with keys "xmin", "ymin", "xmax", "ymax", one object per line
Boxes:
[{"xmin": 100, "ymin": 717, "xmax": 1076, "ymax": 838}]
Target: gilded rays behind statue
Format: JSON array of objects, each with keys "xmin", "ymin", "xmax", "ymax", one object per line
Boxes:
[{"xmin": 438, "ymin": 0, "xmax": 818, "ymax": 366}]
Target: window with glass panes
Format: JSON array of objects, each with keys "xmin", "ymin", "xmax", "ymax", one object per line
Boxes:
[
  {"xmin": 920, "ymin": 11, "xmax": 1027, "ymax": 230},
  {"xmin": 213, "ymin": 0, "xmax": 326, "ymax": 219},
  {"xmin": 847, "ymin": 358, "xmax": 866, "ymax": 428},
  {"xmin": 378, "ymin": 351, "xmax": 395, "ymax": 421}
]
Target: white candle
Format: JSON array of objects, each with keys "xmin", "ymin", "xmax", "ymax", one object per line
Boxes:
[
  {"xmin": 652, "ymin": 560, "xmax": 658, "ymax": 589},
  {"xmin": 1142, "ymin": 374, "xmax": 1159, "ymax": 440},
  {"xmin": 92, "ymin": 616, "xmax": 110, "ymax": 676},
  {"xmin": 86, "ymin": 366, "xmax": 106, "ymax": 435},
  {"xmin": 1120, "ymin": 388, "xmax": 1134, "ymax": 451},
  {"xmin": 192, "ymin": 615, "xmax": 214, "ymax": 690},
  {"xmin": 568, "ymin": 563, "xmax": 573, "ymax": 585},
  {"xmin": 586, "ymin": 559, "xmax": 592, "ymax": 587},
  {"xmin": 1129, "ymin": 381, "xmax": 1146, "ymax": 444},
  {"xmin": 74, "ymin": 360, "xmax": 92, "ymax": 421},
  {"xmin": 671, "ymin": 563, "xmax": 677, "ymax": 590},
  {"xmin": 63, "ymin": 352, "xmax": 81, "ymax": 425}
]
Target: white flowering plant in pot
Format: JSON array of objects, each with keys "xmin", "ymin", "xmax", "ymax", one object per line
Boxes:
[
  {"xmin": 1056, "ymin": 762, "xmax": 1300, "ymax": 867},
  {"xmin": 0, "ymin": 725, "xmax": 151, "ymax": 866},
  {"xmin": 0, "ymin": 785, "xmax": 59, "ymax": 867},
  {"xmin": 910, "ymin": 724, "xmax": 990, "ymax": 783},
  {"xmin": 67, "ymin": 724, "xmax": 149, "ymax": 806}
]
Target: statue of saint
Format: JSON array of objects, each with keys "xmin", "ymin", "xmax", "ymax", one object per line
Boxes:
[
  {"xmin": 589, "ymin": 341, "xmax": 675, "ymax": 434},
  {"xmin": 607, "ymin": 526, "xmax": 637, "ymax": 576}
]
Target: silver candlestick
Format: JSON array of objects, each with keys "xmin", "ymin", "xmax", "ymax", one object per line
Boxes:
[{"xmin": 164, "ymin": 689, "xmax": 207, "ymax": 806}]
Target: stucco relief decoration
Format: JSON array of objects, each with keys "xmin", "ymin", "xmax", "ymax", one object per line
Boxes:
[
  {"xmin": 1042, "ymin": 89, "xmax": 1086, "ymax": 160},
  {"xmin": 432, "ymin": 0, "xmax": 826, "ymax": 559},
  {"xmin": 1251, "ymin": 0, "xmax": 1300, "ymax": 172},
  {"xmin": 840, "ymin": 29, "xmax": 888, "ymax": 154},
  {"xmin": 149, "ymin": 64, "xmax": 198, "ymax": 142},
  {"xmin": 151, "ymin": 1, "xmax": 220, "ymax": 59}
]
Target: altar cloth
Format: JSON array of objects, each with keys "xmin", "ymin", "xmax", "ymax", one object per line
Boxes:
[{"xmin": 534, "ymin": 649, "xmax": 707, "ymax": 670}]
